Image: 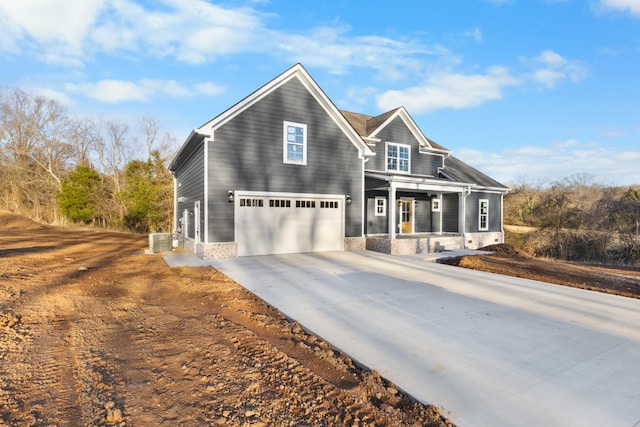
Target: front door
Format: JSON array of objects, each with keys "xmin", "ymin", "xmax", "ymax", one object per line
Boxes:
[{"xmin": 400, "ymin": 199, "xmax": 413, "ymax": 234}]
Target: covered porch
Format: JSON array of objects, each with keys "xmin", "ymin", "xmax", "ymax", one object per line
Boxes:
[{"xmin": 364, "ymin": 172, "xmax": 473, "ymax": 255}]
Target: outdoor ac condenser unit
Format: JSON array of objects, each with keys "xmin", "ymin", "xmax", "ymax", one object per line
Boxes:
[{"xmin": 149, "ymin": 233, "xmax": 172, "ymax": 253}]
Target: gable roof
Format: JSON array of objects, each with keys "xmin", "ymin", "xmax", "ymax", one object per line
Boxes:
[
  {"xmin": 341, "ymin": 108, "xmax": 450, "ymax": 155},
  {"xmin": 170, "ymin": 64, "xmax": 374, "ymax": 171},
  {"xmin": 440, "ymin": 155, "xmax": 507, "ymax": 190},
  {"xmin": 202, "ymin": 64, "xmax": 373, "ymax": 155}
]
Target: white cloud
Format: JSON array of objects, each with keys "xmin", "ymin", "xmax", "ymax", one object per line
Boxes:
[
  {"xmin": 194, "ymin": 82, "xmax": 225, "ymax": 96},
  {"xmin": 525, "ymin": 50, "xmax": 588, "ymax": 88},
  {"xmin": 275, "ymin": 25, "xmax": 448, "ymax": 82},
  {"xmin": 65, "ymin": 79, "xmax": 192, "ymax": 103},
  {"xmin": 597, "ymin": 0, "xmax": 640, "ymax": 16},
  {"xmin": 0, "ymin": 0, "xmax": 105, "ymax": 62},
  {"xmin": 464, "ymin": 27, "xmax": 483, "ymax": 43},
  {"xmin": 376, "ymin": 66, "xmax": 519, "ymax": 113},
  {"xmin": 457, "ymin": 139, "xmax": 640, "ymax": 186},
  {"xmin": 27, "ymin": 87, "xmax": 75, "ymax": 106},
  {"xmin": 0, "ymin": 0, "xmax": 450, "ymax": 83}
]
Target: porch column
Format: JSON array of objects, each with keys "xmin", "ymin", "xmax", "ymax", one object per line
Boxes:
[
  {"xmin": 388, "ymin": 182, "xmax": 397, "ymax": 240},
  {"xmin": 459, "ymin": 191, "xmax": 466, "ymax": 247}
]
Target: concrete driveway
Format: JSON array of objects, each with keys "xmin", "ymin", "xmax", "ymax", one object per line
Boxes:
[{"xmin": 207, "ymin": 250, "xmax": 640, "ymax": 427}]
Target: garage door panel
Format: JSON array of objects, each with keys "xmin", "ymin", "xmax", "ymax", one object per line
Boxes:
[{"xmin": 236, "ymin": 194, "xmax": 343, "ymax": 256}]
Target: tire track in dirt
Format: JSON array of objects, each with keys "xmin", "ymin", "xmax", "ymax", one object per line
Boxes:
[
  {"xmin": 23, "ymin": 316, "xmax": 85, "ymax": 426},
  {"xmin": 0, "ymin": 222, "xmax": 454, "ymax": 427}
]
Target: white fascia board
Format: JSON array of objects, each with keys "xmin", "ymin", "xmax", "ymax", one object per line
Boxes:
[
  {"xmin": 365, "ymin": 172, "xmax": 474, "ymax": 193},
  {"xmin": 195, "ymin": 64, "xmax": 374, "ymax": 159},
  {"xmin": 168, "ymin": 129, "xmax": 204, "ymax": 171},
  {"xmin": 471, "ymin": 187, "xmax": 510, "ymax": 194},
  {"xmin": 235, "ymin": 190, "xmax": 346, "ymax": 200},
  {"xmin": 294, "ymin": 71, "xmax": 374, "ymax": 159},
  {"xmin": 368, "ymin": 107, "xmax": 451, "ymax": 156}
]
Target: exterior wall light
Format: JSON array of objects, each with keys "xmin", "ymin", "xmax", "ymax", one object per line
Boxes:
[
  {"xmin": 346, "ymin": 195, "xmax": 352, "ymax": 205},
  {"xmin": 227, "ymin": 190, "xmax": 234, "ymax": 203}
]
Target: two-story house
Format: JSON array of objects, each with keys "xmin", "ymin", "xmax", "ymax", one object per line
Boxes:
[{"xmin": 168, "ymin": 64, "xmax": 508, "ymax": 259}]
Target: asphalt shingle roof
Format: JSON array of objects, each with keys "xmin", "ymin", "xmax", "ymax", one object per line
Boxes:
[{"xmin": 441, "ymin": 155, "xmax": 507, "ymax": 189}]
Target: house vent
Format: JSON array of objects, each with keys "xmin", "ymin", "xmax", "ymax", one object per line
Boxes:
[{"xmin": 149, "ymin": 233, "xmax": 172, "ymax": 253}]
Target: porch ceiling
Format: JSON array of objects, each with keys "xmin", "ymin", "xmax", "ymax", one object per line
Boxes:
[{"xmin": 365, "ymin": 171, "xmax": 471, "ymax": 193}]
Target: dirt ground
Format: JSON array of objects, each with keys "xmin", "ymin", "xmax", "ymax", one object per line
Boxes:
[
  {"xmin": 439, "ymin": 244, "xmax": 640, "ymax": 299},
  {"xmin": 0, "ymin": 211, "xmax": 453, "ymax": 427}
]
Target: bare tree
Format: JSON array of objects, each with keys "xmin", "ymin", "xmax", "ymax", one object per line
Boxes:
[
  {"xmin": 140, "ymin": 116, "xmax": 159, "ymax": 160},
  {"xmin": 66, "ymin": 118, "xmax": 99, "ymax": 167},
  {"xmin": 0, "ymin": 88, "xmax": 72, "ymax": 222},
  {"xmin": 92, "ymin": 119, "xmax": 132, "ymax": 225}
]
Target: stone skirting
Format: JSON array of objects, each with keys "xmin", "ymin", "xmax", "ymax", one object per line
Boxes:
[
  {"xmin": 183, "ymin": 237, "xmax": 195, "ymax": 254},
  {"xmin": 199, "ymin": 242, "xmax": 238, "ymax": 259},
  {"xmin": 366, "ymin": 235, "xmax": 465, "ymax": 255},
  {"xmin": 344, "ymin": 237, "xmax": 366, "ymax": 251},
  {"xmin": 463, "ymin": 232, "xmax": 504, "ymax": 249}
]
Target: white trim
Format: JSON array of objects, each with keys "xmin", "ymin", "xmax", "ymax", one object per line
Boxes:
[
  {"xmin": 195, "ymin": 64, "xmax": 374, "ymax": 159},
  {"xmin": 431, "ymin": 197, "xmax": 441, "ymax": 212},
  {"xmin": 283, "ymin": 121, "xmax": 307, "ymax": 165},
  {"xmin": 368, "ymin": 107, "xmax": 450, "ymax": 156},
  {"xmin": 374, "ymin": 196, "xmax": 387, "ymax": 217},
  {"xmin": 385, "ymin": 142, "xmax": 411, "ymax": 174},
  {"xmin": 194, "ymin": 200, "xmax": 201, "ymax": 246},
  {"xmin": 361, "ymin": 157, "xmax": 366, "ymax": 237},
  {"xmin": 204, "ymin": 140, "xmax": 209, "ymax": 243},
  {"xmin": 235, "ymin": 190, "xmax": 346, "ymax": 199},
  {"xmin": 173, "ymin": 175, "xmax": 178, "ymax": 232},
  {"xmin": 234, "ymin": 190, "xmax": 346, "ymax": 256},
  {"xmin": 479, "ymin": 199, "xmax": 489, "ymax": 231},
  {"xmin": 398, "ymin": 197, "xmax": 415, "ymax": 234},
  {"xmin": 388, "ymin": 183, "xmax": 397, "ymax": 240}
]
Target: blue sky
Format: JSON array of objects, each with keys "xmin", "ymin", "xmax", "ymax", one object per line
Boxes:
[{"xmin": 1, "ymin": 0, "xmax": 639, "ymax": 186}]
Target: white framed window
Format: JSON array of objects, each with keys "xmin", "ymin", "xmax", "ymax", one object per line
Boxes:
[
  {"xmin": 479, "ymin": 199, "xmax": 489, "ymax": 231},
  {"xmin": 375, "ymin": 196, "xmax": 386, "ymax": 216},
  {"xmin": 431, "ymin": 198, "xmax": 441, "ymax": 212},
  {"xmin": 283, "ymin": 121, "xmax": 307, "ymax": 165},
  {"xmin": 386, "ymin": 142, "xmax": 410, "ymax": 173}
]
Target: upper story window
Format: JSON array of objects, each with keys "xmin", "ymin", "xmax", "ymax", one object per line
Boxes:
[
  {"xmin": 283, "ymin": 121, "xmax": 307, "ymax": 165},
  {"xmin": 386, "ymin": 142, "xmax": 410, "ymax": 173},
  {"xmin": 479, "ymin": 199, "xmax": 489, "ymax": 231}
]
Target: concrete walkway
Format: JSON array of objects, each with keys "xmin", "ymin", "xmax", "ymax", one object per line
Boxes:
[{"xmin": 165, "ymin": 250, "xmax": 640, "ymax": 427}]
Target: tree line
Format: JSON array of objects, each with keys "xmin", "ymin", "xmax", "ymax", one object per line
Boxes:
[
  {"xmin": 0, "ymin": 88, "xmax": 175, "ymax": 233},
  {"xmin": 504, "ymin": 174, "xmax": 640, "ymax": 265}
]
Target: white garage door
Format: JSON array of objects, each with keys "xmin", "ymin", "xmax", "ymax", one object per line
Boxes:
[{"xmin": 235, "ymin": 192, "xmax": 344, "ymax": 256}]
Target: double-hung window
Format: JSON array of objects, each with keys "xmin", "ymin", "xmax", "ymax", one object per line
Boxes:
[
  {"xmin": 479, "ymin": 199, "xmax": 489, "ymax": 231},
  {"xmin": 386, "ymin": 142, "xmax": 410, "ymax": 173},
  {"xmin": 374, "ymin": 196, "xmax": 386, "ymax": 216},
  {"xmin": 283, "ymin": 121, "xmax": 307, "ymax": 165}
]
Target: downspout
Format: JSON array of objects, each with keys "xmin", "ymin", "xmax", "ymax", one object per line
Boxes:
[{"xmin": 462, "ymin": 185, "xmax": 471, "ymax": 248}]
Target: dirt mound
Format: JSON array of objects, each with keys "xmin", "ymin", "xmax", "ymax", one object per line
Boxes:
[
  {"xmin": 480, "ymin": 243, "xmax": 526, "ymax": 257},
  {"xmin": 442, "ymin": 244, "xmax": 640, "ymax": 299},
  {"xmin": 0, "ymin": 210, "xmax": 47, "ymax": 230}
]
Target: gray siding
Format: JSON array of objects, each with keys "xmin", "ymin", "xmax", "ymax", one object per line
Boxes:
[
  {"xmin": 207, "ymin": 77, "xmax": 364, "ymax": 243},
  {"xmin": 174, "ymin": 146, "xmax": 205, "ymax": 240},
  {"xmin": 365, "ymin": 192, "xmax": 388, "ymax": 234},
  {"xmin": 367, "ymin": 117, "xmax": 443, "ymax": 176},
  {"xmin": 413, "ymin": 194, "xmax": 433, "ymax": 233},
  {"xmin": 442, "ymin": 193, "xmax": 459, "ymax": 233},
  {"xmin": 465, "ymin": 192, "xmax": 503, "ymax": 233}
]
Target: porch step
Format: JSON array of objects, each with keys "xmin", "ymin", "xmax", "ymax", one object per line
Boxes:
[{"xmin": 435, "ymin": 242, "xmax": 461, "ymax": 252}]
